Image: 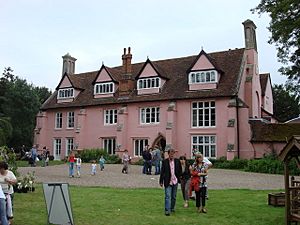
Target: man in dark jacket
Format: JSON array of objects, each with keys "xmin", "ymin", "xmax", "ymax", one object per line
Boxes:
[{"xmin": 159, "ymin": 149, "xmax": 182, "ymax": 216}]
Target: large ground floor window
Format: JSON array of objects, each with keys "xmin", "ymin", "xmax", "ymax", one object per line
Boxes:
[
  {"xmin": 134, "ymin": 139, "xmax": 149, "ymax": 157},
  {"xmin": 103, "ymin": 138, "xmax": 116, "ymax": 155},
  {"xmin": 191, "ymin": 135, "xmax": 216, "ymax": 158},
  {"xmin": 53, "ymin": 138, "xmax": 62, "ymax": 160},
  {"xmin": 65, "ymin": 138, "xmax": 74, "ymax": 156}
]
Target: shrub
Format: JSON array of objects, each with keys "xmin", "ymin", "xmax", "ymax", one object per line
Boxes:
[{"xmin": 79, "ymin": 148, "xmax": 121, "ymax": 164}]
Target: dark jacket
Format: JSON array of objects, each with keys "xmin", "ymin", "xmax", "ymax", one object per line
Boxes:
[{"xmin": 159, "ymin": 158, "xmax": 182, "ymax": 187}]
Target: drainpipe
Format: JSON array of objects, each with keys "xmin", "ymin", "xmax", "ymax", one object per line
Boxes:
[{"xmin": 235, "ymin": 96, "xmax": 240, "ymax": 159}]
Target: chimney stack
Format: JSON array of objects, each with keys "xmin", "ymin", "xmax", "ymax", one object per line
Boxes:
[
  {"xmin": 62, "ymin": 53, "xmax": 77, "ymax": 76},
  {"xmin": 119, "ymin": 47, "xmax": 134, "ymax": 97},
  {"xmin": 242, "ymin": 19, "xmax": 257, "ymax": 51}
]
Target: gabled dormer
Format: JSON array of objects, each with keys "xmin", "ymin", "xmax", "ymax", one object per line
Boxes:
[
  {"xmin": 56, "ymin": 72, "xmax": 81, "ymax": 103},
  {"xmin": 187, "ymin": 50, "xmax": 222, "ymax": 90},
  {"xmin": 136, "ymin": 58, "xmax": 168, "ymax": 95},
  {"xmin": 92, "ymin": 64, "xmax": 118, "ymax": 98}
]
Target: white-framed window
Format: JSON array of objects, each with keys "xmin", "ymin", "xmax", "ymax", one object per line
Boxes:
[
  {"xmin": 94, "ymin": 82, "xmax": 114, "ymax": 94},
  {"xmin": 67, "ymin": 111, "xmax": 75, "ymax": 128},
  {"xmin": 103, "ymin": 138, "xmax": 116, "ymax": 155},
  {"xmin": 54, "ymin": 138, "xmax": 62, "ymax": 159},
  {"xmin": 65, "ymin": 138, "xmax": 74, "ymax": 156},
  {"xmin": 140, "ymin": 107, "xmax": 160, "ymax": 124},
  {"xmin": 58, "ymin": 88, "xmax": 74, "ymax": 99},
  {"xmin": 55, "ymin": 112, "xmax": 63, "ymax": 129},
  {"xmin": 104, "ymin": 109, "xmax": 118, "ymax": 125},
  {"xmin": 192, "ymin": 135, "xmax": 216, "ymax": 158},
  {"xmin": 189, "ymin": 70, "xmax": 217, "ymax": 84},
  {"xmin": 137, "ymin": 77, "xmax": 160, "ymax": 89},
  {"xmin": 134, "ymin": 139, "xmax": 149, "ymax": 157},
  {"xmin": 192, "ymin": 101, "xmax": 215, "ymax": 127}
]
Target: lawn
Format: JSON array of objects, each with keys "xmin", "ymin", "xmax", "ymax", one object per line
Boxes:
[{"xmin": 13, "ymin": 186, "xmax": 284, "ymax": 225}]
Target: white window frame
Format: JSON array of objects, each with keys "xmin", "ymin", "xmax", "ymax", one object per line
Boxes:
[
  {"xmin": 191, "ymin": 135, "xmax": 216, "ymax": 158},
  {"xmin": 65, "ymin": 138, "xmax": 74, "ymax": 157},
  {"xmin": 94, "ymin": 82, "xmax": 114, "ymax": 94},
  {"xmin": 55, "ymin": 112, "xmax": 63, "ymax": 129},
  {"xmin": 67, "ymin": 111, "xmax": 75, "ymax": 128},
  {"xmin": 104, "ymin": 109, "xmax": 118, "ymax": 125},
  {"xmin": 137, "ymin": 77, "xmax": 161, "ymax": 90},
  {"xmin": 140, "ymin": 107, "xmax": 160, "ymax": 124},
  {"xmin": 57, "ymin": 88, "xmax": 74, "ymax": 99},
  {"xmin": 189, "ymin": 70, "xmax": 217, "ymax": 84},
  {"xmin": 103, "ymin": 138, "xmax": 116, "ymax": 155},
  {"xmin": 192, "ymin": 101, "xmax": 216, "ymax": 127},
  {"xmin": 134, "ymin": 139, "xmax": 149, "ymax": 157},
  {"xmin": 53, "ymin": 138, "xmax": 62, "ymax": 160}
]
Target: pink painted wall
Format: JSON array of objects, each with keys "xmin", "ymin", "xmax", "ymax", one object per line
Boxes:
[
  {"xmin": 191, "ymin": 55, "xmax": 214, "ymax": 70},
  {"xmin": 252, "ymin": 142, "xmax": 286, "ymax": 158},
  {"xmin": 189, "ymin": 83, "xmax": 217, "ymax": 90},
  {"xmin": 262, "ymin": 78, "xmax": 273, "ymax": 114},
  {"xmin": 60, "ymin": 76, "xmax": 72, "ymax": 88},
  {"xmin": 95, "ymin": 69, "xmax": 112, "ymax": 82},
  {"xmin": 139, "ymin": 63, "xmax": 158, "ymax": 78}
]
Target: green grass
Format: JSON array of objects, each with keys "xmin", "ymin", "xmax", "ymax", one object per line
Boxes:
[
  {"xmin": 15, "ymin": 160, "xmax": 65, "ymax": 167},
  {"xmin": 13, "ymin": 186, "xmax": 284, "ymax": 225}
]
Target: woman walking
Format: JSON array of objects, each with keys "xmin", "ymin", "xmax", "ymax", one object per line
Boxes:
[{"xmin": 179, "ymin": 156, "xmax": 191, "ymax": 208}]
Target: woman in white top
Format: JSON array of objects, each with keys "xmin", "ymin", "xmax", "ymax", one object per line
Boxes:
[{"xmin": 0, "ymin": 161, "xmax": 17, "ymax": 224}]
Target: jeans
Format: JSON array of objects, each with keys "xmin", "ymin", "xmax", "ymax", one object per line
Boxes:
[
  {"xmin": 0, "ymin": 198, "xmax": 8, "ymax": 225},
  {"xmin": 69, "ymin": 162, "xmax": 74, "ymax": 177},
  {"xmin": 164, "ymin": 183, "xmax": 178, "ymax": 213},
  {"xmin": 154, "ymin": 160, "xmax": 160, "ymax": 175}
]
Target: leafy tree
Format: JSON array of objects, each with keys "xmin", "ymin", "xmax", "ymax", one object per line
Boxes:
[
  {"xmin": 33, "ymin": 86, "xmax": 52, "ymax": 105},
  {"xmin": 252, "ymin": 0, "xmax": 300, "ymax": 85},
  {"xmin": 0, "ymin": 116, "xmax": 12, "ymax": 146},
  {"xmin": 0, "ymin": 67, "xmax": 52, "ymax": 150},
  {"xmin": 272, "ymin": 84, "xmax": 300, "ymax": 122}
]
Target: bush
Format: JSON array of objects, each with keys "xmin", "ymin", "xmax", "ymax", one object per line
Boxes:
[
  {"xmin": 79, "ymin": 148, "xmax": 121, "ymax": 164},
  {"xmin": 212, "ymin": 157, "xmax": 248, "ymax": 170}
]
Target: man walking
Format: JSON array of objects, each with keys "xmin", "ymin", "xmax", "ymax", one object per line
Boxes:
[{"xmin": 159, "ymin": 149, "xmax": 182, "ymax": 216}]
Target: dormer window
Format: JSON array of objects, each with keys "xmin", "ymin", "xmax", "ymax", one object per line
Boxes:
[
  {"xmin": 58, "ymin": 88, "xmax": 74, "ymax": 99},
  {"xmin": 94, "ymin": 82, "xmax": 114, "ymax": 94},
  {"xmin": 138, "ymin": 77, "xmax": 160, "ymax": 90},
  {"xmin": 189, "ymin": 70, "xmax": 217, "ymax": 84}
]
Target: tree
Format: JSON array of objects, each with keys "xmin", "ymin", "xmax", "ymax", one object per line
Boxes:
[
  {"xmin": 252, "ymin": 0, "xmax": 300, "ymax": 84},
  {"xmin": 272, "ymin": 84, "xmax": 300, "ymax": 122},
  {"xmin": 0, "ymin": 67, "xmax": 52, "ymax": 150},
  {"xmin": 0, "ymin": 116, "xmax": 12, "ymax": 146}
]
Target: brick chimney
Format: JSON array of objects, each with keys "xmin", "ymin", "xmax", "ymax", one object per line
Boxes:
[
  {"xmin": 62, "ymin": 53, "xmax": 77, "ymax": 76},
  {"xmin": 119, "ymin": 47, "xmax": 135, "ymax": 97}
]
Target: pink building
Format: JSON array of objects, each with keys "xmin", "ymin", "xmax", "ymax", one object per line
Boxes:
[{"xmin": 35, "ymin": 19, "xmax": 286, "ymax": 160}]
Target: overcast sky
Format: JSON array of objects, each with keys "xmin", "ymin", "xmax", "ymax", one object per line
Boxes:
[{"xmin": 0, "ymin": 0, "xmax": 286, "ymax": 91}]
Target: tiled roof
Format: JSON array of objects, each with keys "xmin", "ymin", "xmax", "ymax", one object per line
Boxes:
[
  {"xmin": 41, "ymin": 48, "xmax": 245, "ymax": 110},
  {"xmin": 260, "ymin": 73, "xmax": 269, "ymax": 96},
  {"xmin": 250, "ymin": 120, "xmax": 300, "ymax": 142}
]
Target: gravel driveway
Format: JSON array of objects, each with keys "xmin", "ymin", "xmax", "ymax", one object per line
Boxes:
[{"xmin": 18, "ymin": 164, "xmax": 287, "ymax": 190}]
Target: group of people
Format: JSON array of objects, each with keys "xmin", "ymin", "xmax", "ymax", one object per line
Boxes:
[
  {"xmin": 0, "ymin": 161, "xmax": 17, "ymax": 225},
  {"xmin": 159, "ymin": 149, "xmax": 212, "ymax": 216},
  {"xmin": 27, "ymin": 145, "xmax": 50, "ymax": 167},
  {"xmin": 68, "ymin": 151, "xmax": 107, "ymax": 177},
  {"xmin": 142, "ymin": 145, "xmax": 162, "ymax": 175}
]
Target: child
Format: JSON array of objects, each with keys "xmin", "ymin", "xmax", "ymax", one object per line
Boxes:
[
  {"xmin": 76, "ymin": 155, "xmax": 82, "ymax": 177},
  {"xmin": 121, "ymin": 149, "xmax": 130, "ymax": 174},
  {"xmin": 91, "ymin": 160, "xmax": 97, "ymax": 175},
  {"xmin": 99, "ymin": 155, "xmax": 105, "ymax": 171}
]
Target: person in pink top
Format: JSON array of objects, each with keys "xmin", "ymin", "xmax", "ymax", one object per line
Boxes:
[
  {"xmin": 159, "ymin": 149, "xmax": 182, "ymax": 216},
  {"xmin": 68, "ymin": 151, "xmax": 75, "ymax": 178}
]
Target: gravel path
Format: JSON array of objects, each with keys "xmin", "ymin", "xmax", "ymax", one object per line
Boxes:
[{"xmin": 18, "ymin": 164, "xmax": 288, "ymax": 190}]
